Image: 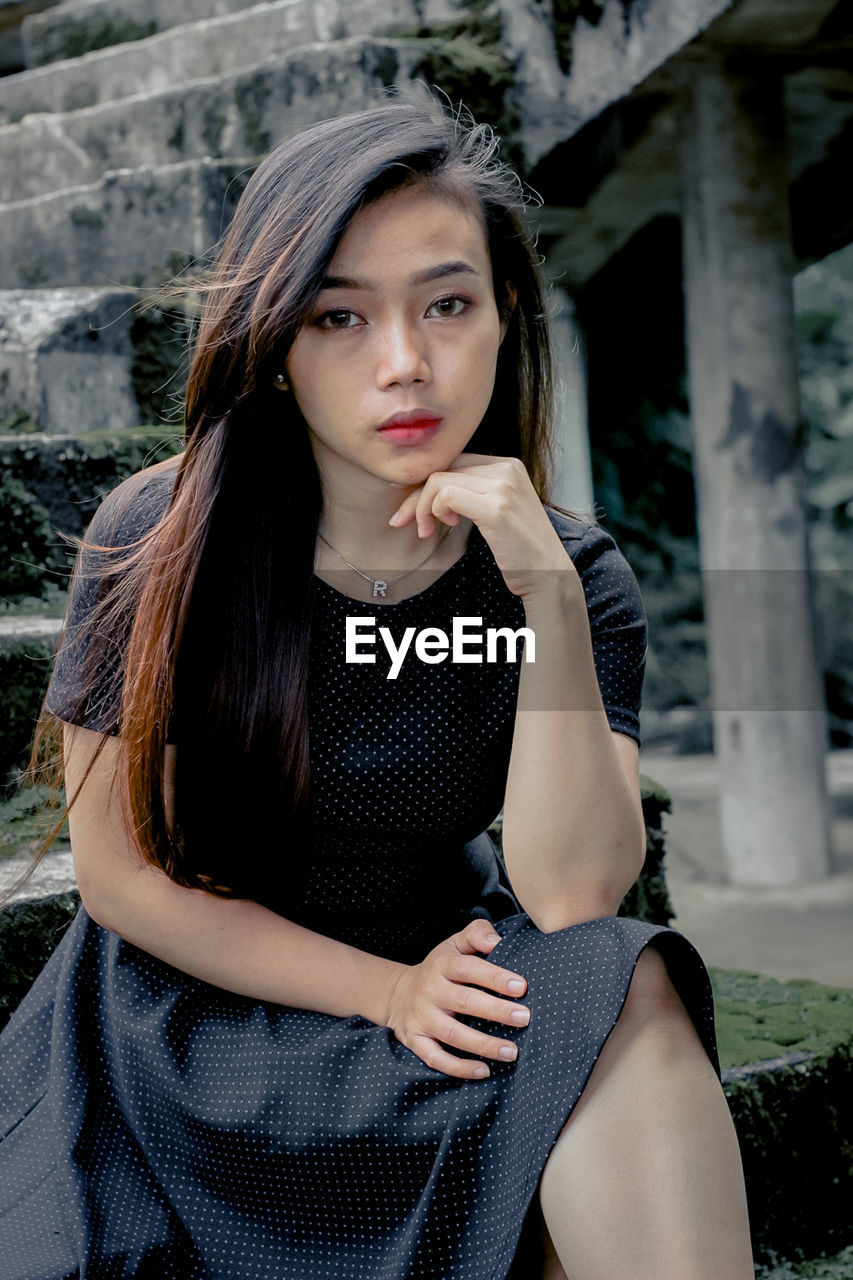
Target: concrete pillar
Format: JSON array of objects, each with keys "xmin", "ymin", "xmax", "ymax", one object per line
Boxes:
[
  {"xmin": 680, "ymin": 53, "xmax": 834, "ymax": 884},
  {"xmin": 548, "ymin": 287, "xmax": 595, "ymax": 518}
]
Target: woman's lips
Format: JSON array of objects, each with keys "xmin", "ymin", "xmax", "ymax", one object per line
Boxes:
[{"xmin": 378, "ymin": 417, "xmax": 443, "ymax": 444}]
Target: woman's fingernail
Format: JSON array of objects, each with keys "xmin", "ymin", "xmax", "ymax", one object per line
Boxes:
[
  {"xmin": 486, "ymin": 932, "xmax": 501, "ymax": 945},
  {"xmin": 388, "ymin": 511, "xmax": 401, "ymax": 525},
  {"xmin": 507, "ymin": 979, "xmax": 525, "ymax": 994},
  {"xmin": 473, "ymin": 1065, "xmax": 490, "ymax": 1079},
  {"xmin": 511, "ymin": 1009, "xmax": 531, "ymax": 1026}
]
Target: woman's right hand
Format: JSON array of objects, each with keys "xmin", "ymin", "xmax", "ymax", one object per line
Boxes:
[{"xmin": 383, "ymin": 919, "xmax": 531, "ymax": 1080}]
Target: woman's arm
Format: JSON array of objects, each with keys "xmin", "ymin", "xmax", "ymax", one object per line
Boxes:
[
  {"xmin": 385, "ymin": 454, "xmax": 648, "ymax": 935},
  {"xmin": 65, "ymin": 723, "xmax": 405, "ymax": 1025},
  {"xmin": 63, "ymin": 724, "xmax": 530, "ymax": 1084},
  {"xmin": 501, "ymin": 575, "xmax": 647, "ymax": 933}
]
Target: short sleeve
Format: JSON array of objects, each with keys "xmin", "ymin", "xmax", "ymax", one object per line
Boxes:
[
  {"xmin": 44, "ymin": 466, "xmax": 176, "ymax": 736},
  {"xmin": 547, "ymin": 510, "xmax": 648, "ymax": 748}
]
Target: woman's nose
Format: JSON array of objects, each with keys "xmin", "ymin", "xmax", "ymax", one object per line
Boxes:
[{"xmin": 375, "ymin": 321, "xmax": 431, "ymax": 388}]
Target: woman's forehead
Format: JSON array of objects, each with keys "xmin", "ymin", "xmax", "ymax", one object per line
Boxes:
[{"xmin": 328, "ymin": 185, "xmax": 491, "ymax": 281}]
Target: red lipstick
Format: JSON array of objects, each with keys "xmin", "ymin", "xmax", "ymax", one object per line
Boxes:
[{"xmin": 377, "ymin": 409, "xmax": 443, "ymax": 445}]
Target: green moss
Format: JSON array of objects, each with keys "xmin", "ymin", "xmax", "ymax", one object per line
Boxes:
[
  {"xmin": 710, "ymin": 967, "xmax": 853, "ymax": 1069},
  {"xmin": 0, "ymin": 426, "xmax": 183, "ymax": 607},
  {"xmin": 0, "ymin": 635, "xmax": 59, "ymax": 787},
  {"xmin": 0, "ymin": 410, "xmax": 40, "ymax": 434},
  {"xmin": 0, "ymin": 473, "xmax": 53, "ymax": 598},
  {"xmin": 129, "ymin": 304, "xmax": 192, "ymax": 427},
  {"xmin": 0, "ymin": 429, "xmax": 183, "ymax": 780},
  {"xmin": 0, "ymin": 785, "xmax": 69, "ymax": 858},
  {"xmin": 59, "ymin": 19, "xmax": 157, "ymax": 63},
  {"xmin": 638, "ymin": 772, "xmax": 672, "ymax": 807},
  {"xmin": 0, "ymin": 893, "xmax": 80, "ymax": 1032}
]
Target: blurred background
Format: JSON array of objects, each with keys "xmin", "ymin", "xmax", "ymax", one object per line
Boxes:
[{"xmin": 0, "ymin": 2, "xmax": 852, "ymax": 1271}]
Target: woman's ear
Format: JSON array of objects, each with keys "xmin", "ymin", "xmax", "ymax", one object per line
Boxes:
[{"xmin": 499, "ymin": 283, "xmax": 518, "ymax": 343}]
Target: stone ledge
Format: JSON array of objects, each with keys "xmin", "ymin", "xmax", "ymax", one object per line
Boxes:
[
  {"xmin": 0, "ymin": 0, "xmax": 459, "ymax": 123},
  {"xmin": 22, "ymin": 0, "xmax": 274, "ymax": 68},
  {"xmin": 0, "ymin": 286, "xmax": 145, "ymax": 431},
  {"xmin": 0, "ymin": 156, "xmax": 251, "ymax": 288},
  {"xmin": 0, "ymin": 35, "xmax": 422, "ymax": 203},
  {"xmin": 710, "ymin": 966, "xmax": 853, "ymax": 1266}
]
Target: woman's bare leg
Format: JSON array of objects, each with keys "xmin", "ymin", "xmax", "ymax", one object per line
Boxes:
[{"xmin": 537, "ymin": 944, "xmax": 753, "ymax": 1280}]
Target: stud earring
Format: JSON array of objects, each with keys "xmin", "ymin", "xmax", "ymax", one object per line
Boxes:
[{"xmin": 274, "ymin": 373, "xmax": 289, "ymax": 391}]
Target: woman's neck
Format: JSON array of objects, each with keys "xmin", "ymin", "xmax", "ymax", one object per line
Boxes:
[
  {"xmin": 315, "ymin": 512, "xmax": 473, "ymax": 576},
  {"xmin": 315, "ymin": 471, "xmax": 469, "ymax": 571}
]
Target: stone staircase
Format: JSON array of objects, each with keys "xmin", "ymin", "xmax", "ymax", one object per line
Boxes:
[
  {"xmin": 0, "ymin": 0, "xmax": 478, "ymax": 285},
  {"xmin": 0, "ymin": 0, "xmax": 432, "ymax": 121}
]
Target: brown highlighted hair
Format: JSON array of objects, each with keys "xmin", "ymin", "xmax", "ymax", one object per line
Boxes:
[{"xmin": 15, "ymin": 93, "xmax": 583, "ymax": 908}]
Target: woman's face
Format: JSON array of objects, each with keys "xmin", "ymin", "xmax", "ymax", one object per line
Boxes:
[{"xmin": 284, "ymin": 183, "xmax": 508, "ymax": 498}]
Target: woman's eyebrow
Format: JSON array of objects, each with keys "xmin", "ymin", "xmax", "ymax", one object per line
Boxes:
[{"xmin": 318, "ymin": 261, "xmax": 480, "ymax": 291}]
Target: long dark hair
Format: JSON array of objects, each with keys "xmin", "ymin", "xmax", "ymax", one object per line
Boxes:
[{"xmin": 18, "ymin": 93, "xmax": 585, "ymax": 909}]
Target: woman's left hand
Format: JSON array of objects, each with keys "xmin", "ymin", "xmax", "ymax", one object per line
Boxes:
[{"xmin": 388, "ymin": 453, "xmax": 578, "ymax": 605}]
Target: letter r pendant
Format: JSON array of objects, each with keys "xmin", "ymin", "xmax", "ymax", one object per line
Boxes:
[{"xmin": 372, "ymin": 580, "xmax": 388, "ymax": 598}]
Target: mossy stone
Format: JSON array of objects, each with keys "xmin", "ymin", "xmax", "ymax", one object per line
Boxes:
[
  {"xmin": 0, "ymin": 891, "xmax": 80, "ymax": 1032},
  {"xmin": 711, "ymin": 967, "xmax": 853, "ymax": 1264},
  {"xmin": 58, "ymin": 20, "xmax": 157, "ymax": 63}
]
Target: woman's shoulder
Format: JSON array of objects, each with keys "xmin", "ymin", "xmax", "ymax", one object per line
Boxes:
[
  {"xmin": 86, "ymin": 453, "xmax": 181, "ymax": 548},
  {"xmin": 542, "ymin": 504, "xmax": 622, "ymax": 560},
  {"xmin": 542, "ymin": 503, "xmax": 645, "ymax": 620},
  {"xmin": 542, "ymin": 505, "xmax": 593, "ymax": 543}
]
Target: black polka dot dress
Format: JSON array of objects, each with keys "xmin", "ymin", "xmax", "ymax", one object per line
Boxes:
[{"xmin": 0, "ymin": 469, "xmax": 720, "ymax": 1279}]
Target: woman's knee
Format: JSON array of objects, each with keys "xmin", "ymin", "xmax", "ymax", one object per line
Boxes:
[{"xmin": 620, "ymin": 943, "xmax": 691, "ymax": 1027}]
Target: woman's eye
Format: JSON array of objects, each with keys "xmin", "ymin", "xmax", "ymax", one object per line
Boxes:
[
  {"xmin": 316, "ymin": 309, "xmax": 360, "ymax": 330},
  {"xmin": 427, "ymin": 295, "xmax": 470, "ymax": 318}
]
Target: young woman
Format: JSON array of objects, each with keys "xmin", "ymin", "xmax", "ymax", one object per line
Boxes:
[{"xmin": 0, "ymin": 97, "xmax": 753, "ymax": 1279}]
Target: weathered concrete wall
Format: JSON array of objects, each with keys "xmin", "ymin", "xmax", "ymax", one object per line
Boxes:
[
  {"xmin": 0, "ymin": 0, "xmax": 460, "ymax": 123},
  {"xmin": 0, "ymin": 159, "xmax": 247, "ymax": 288},
  {"xmin": 0, "ymin": 36, "xmax": 423, "ymax": 203},
  {"xmin": 21, "ymin": 0, "xmax": 261, "ymax": 67},
  {"xmin": 0, "ymin": 287, "xmax": 141, "ymax": 431},
  {"xmin": 494, "ymin": 0, "xmax": 738, "ymax": 168}
]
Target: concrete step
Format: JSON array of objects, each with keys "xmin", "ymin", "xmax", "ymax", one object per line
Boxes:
[
  {"xmin": 0, "ymin": 286, "xmax": 145, "ymax": 432},
  {"xmin": 0, "ymin": 35, "xmax": 420, "ymax": 202},
  {"xmin": 0, "ymin": 0, "xmax": 58, "ymax": 73},
  {"xmin": 0, "ymin": 156, "xmax": 248, "ymax": 289},
  {"xmin": 0, "ymin": 0, "xmax": 456, "ymax": 125},
  {"xmin": 21, "ymin": 0, "xmax": 262, "ymax": 68}
]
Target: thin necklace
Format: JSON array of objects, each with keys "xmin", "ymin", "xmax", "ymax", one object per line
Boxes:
[{"xmin": 317, "ymin": 524, "xmax": 453, "ymax": 599}]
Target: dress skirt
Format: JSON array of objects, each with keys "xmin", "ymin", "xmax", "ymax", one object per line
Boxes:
[{"xmin": 0, "ymin": 899, "xmax": 719, "ymax": 1280}]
